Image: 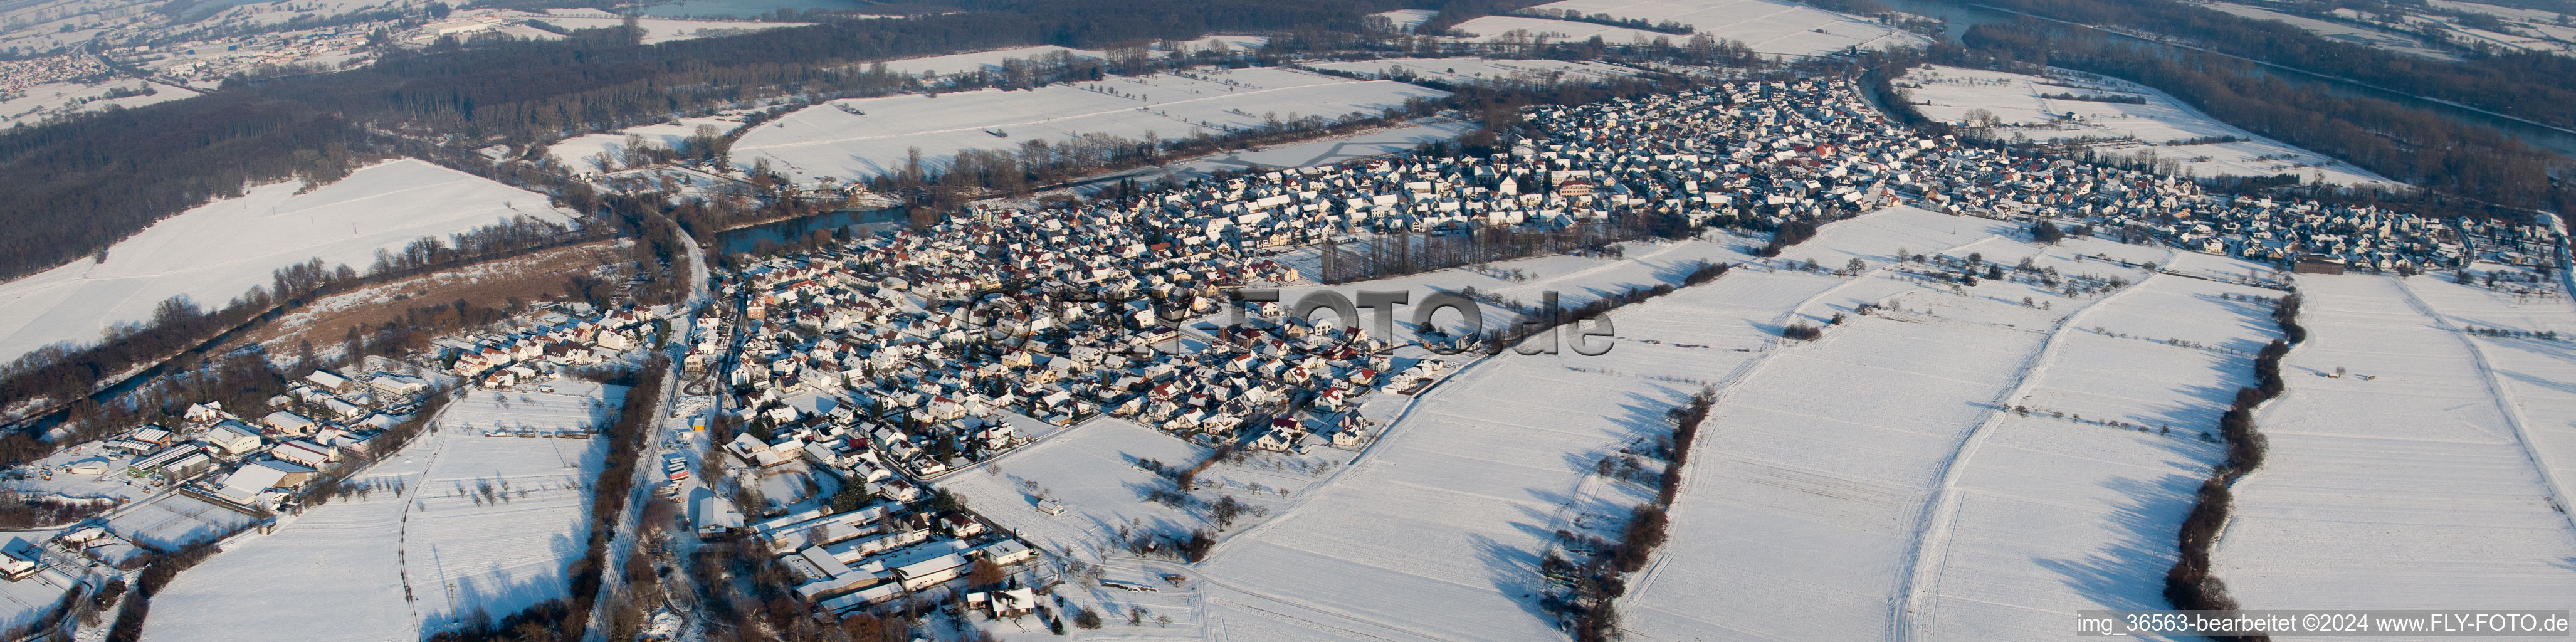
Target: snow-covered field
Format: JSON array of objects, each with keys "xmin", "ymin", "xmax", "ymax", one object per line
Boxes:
[
  {"xmin": 1453, "ymin": 0, "xmax": 1928, "ymax": 56},
  {"xmin": 2212, "ymin": 275, "xmax": 2576, "ymax": 611},
  {"xmin": 1305, "ymin": 57, "xmax": 1638, "ymax": 85},
  {"xmin": 1373, "ymin": 9, "xmax": 1438, "ymax": 33},
  {"xmin": 0, "ymin": 159, "xmax": 580, "ymax": 362},
  {"xmin": 1620, "ymin": 211, "xmax": 2132, "ymax": 641},
  {"xmin": 728, "ymin": 66, "xmax": 1446, "ymax": 185},
  {"xmin": 868, "ymin": 36, "xmax": 1271, "ymax": 78},
  {"xmin": 1176, "ymin": 207, "xmax": 2032, "ymax": 642},
  {"xmin": 1905, "ymin": 266, "xmax": 2288, "ymax": 639},
  {"xmin": 0, "ymin": 79, "xmax": 193, "ymax": 127},
  {"xmin": 546, "ymin": 114, "xmax": 749, "ymax": 170},
  {"xmin": 2204, "ymin": 1, "xmax": 2464, "ymax": 61},
  {"xmin": 104, "ymin": 493, "xmax": 258, "ymax": 549},
  {"xmin": 944, "ymin": 418, "xmax": 1209, "ymax": 560},
  {"xmin": 1900, "ymin": 65, "xmax": 2394, "ymax": 187},
  {"xmin": 529, "ymin": 9, "xmax": 806, "ymax": 44},
  {"xmin": 145, "ymin": 381, "xmax": 621, "ymax": 642}
]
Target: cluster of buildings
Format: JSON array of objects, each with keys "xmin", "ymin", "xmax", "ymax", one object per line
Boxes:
[
  {"xmin": 439, "ymin": 305, "xmax": 666, "ymax": 387},
  {"xmin": 117, "ymin": 29, "xmax": 375, "ymax": 83},
  {"xmin": 0, "ymin": 54, "xmax": 110, "ymax": 94},
  {"xmin": 1523, "ymin": 81, "xmax": 2547, "ymax": 275},
  {"xmin": 100, "ymin": 367, "xmax": 431, "ymax": 513},
  {"xmin": 733, "ymin": 500, "xmax": 1036, "ymax": 613}
]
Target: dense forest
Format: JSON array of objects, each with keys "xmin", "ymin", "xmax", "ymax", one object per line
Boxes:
[
  {"xmin": 1950, "ymin": 0, "xmax": 2576, "ymax": 130},
  {"xmin": 1937, "ymin": 22, "xmax": 2576, "ymax": 213}
]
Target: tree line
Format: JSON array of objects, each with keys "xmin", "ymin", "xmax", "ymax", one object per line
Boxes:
[{"xmin": 2163, "ymin": 297, "xmax": 2298, "ymax": 641}]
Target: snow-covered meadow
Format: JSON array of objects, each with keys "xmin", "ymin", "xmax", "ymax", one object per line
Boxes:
[
  {"xmin": 727, "ymin": 66, "xmax": 1446, "ymax": 186},
  {"xmin": 1453, "ymin": 0, "xmax": 1927, "ymax": 56},
  {"xmin": 2212, "ymin": 275, "xmax": 2576, "ymax": 611},
  {"xmin": 144, "ymin": 381, "xmax": 621, "ymax": 642},
  {"xmin": 1176, "ymin": 207, "xmax": 2039, "ymax": 642},
  {"xmin": 545, "ymin": 114, "xmax": 749, "ymax": 171},
  {"xmin": 1905, "ymin": 266, "xmax": 2286, "ymax": 639},
  {"xmin": 1305, "ymin": 58, "xmax": 1638, "ymax": 85},
  {"xmin": 0, "ymin": 159, "xmax": 580, "ymax": 362},
  {"xmin": 1899, "ymin": 65, "xmax": 2393, "ymax": 187}
]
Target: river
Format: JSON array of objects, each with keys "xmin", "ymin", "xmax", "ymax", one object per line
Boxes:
[
  {"xmin": 711, "ymin": 207, "xmax": 910, "ymax": 255},
  {"xmin": 1870, "ymin": 0, "xmax": 2576, "ymax": 157}
]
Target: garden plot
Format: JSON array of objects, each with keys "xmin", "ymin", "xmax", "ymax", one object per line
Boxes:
[
  {"xmin": 1906, "ymin": 271, "xmax": 2283, "ymax": 640},
  {"xmin": 728, "ymin": 66, "xmax": 1446, "ymax": 186},
  {"xmin": 2211, "ymin": 276, "xmax": 2576, "ymax": 611},
  {"xmin": 145, "ymin": 381, "xmax": 619, "ymax": 642},
  {"xmin": 1454, "ymin": 0, "xmax": 1927, "ymax": 56},
  {"xmin": 1900, "ymin": 65, "xmax": 2392, "ymax": 187},
  {"xmin": 0, "ymin": 159, "xmax": 579, "ymax": 362}
]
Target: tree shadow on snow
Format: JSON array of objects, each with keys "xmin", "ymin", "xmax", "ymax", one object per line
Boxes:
[{"xmin": 2032, "ymin": 473, "xmax": 2202, "ymax": 612}]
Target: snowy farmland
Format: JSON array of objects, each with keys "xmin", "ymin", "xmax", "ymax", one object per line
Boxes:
[
  {"xmin": 2212, "ymin": 275, "xmax": 2576, "ymax": 612},
  {"xmin": 0, "ymin": 159, "xmax": 581, "ymax": 362},
  {"xmin": 144, "ymin": 381, "xmax": 621, "ymax": 642},
  {"xmin": 1176, "ymin": 206, "xmax": 2048, "ymax": 641},
  {"xmin": 727, "ymin": 66, "xmax": 1447, "ymax": 186},
  {"xmin": 1451, "ymin": 0, "xmax": 1927, "ymax": 56},
  {"xmin": 1899, "ymin": 65, "xmax": 2393, "ymax": 187},
  {"xmin": 1902, "ymin": 266, "xmax": 2288, "ymax": 639},
  {"xmin": 545, "ymin": 113, "xmax": 749, "ymax": 171},
  {"xmin": 1305, "ymin": 57, "xmax": 1638, "ymax": 85}
]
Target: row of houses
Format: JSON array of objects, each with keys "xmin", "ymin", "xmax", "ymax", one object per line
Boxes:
[{"xmin": 442, "ymin": 305, "xmax": 664, "ymax": 387}]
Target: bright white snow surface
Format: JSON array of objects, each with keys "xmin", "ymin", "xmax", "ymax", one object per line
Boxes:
[
  {"xmin": 1905, "ymin": 263, "xmax": 2288, "ymax": 639},
  {"xmin": 105, "ymin": 493, "xmax": 260, "ymax": 549},
  {"xmin": 145, "ymin": 381, "xmax": 621, "ymax": 642},
  {"xmin": 1182, "ymin": 206, "xmax": 2170, "ymax": 642},
  {"xmin": 2213, "ymin": 275, "xmax": 2576, "ymax": 611},
  {"xmin": 545, "ymin": 114, "xmax": 747, "ymax": 170},
  {"xmin": 1306, "ymin": 58, "xmax": 1639, "ymax": 85},
  {"xmin": 1453, "ymin": 0, "xmax": 1928, "ymax": 56},
  {"xmin": 1900, "ymin": 65, "xmax": 2393, "ymax": 187},
  {"xmin": 727, "ymin": 66, "xmax": 1447, "ymax": 186},
  {"xmin": 0, "ymin": 159, "xmax": 578, "ymax": 362}
]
